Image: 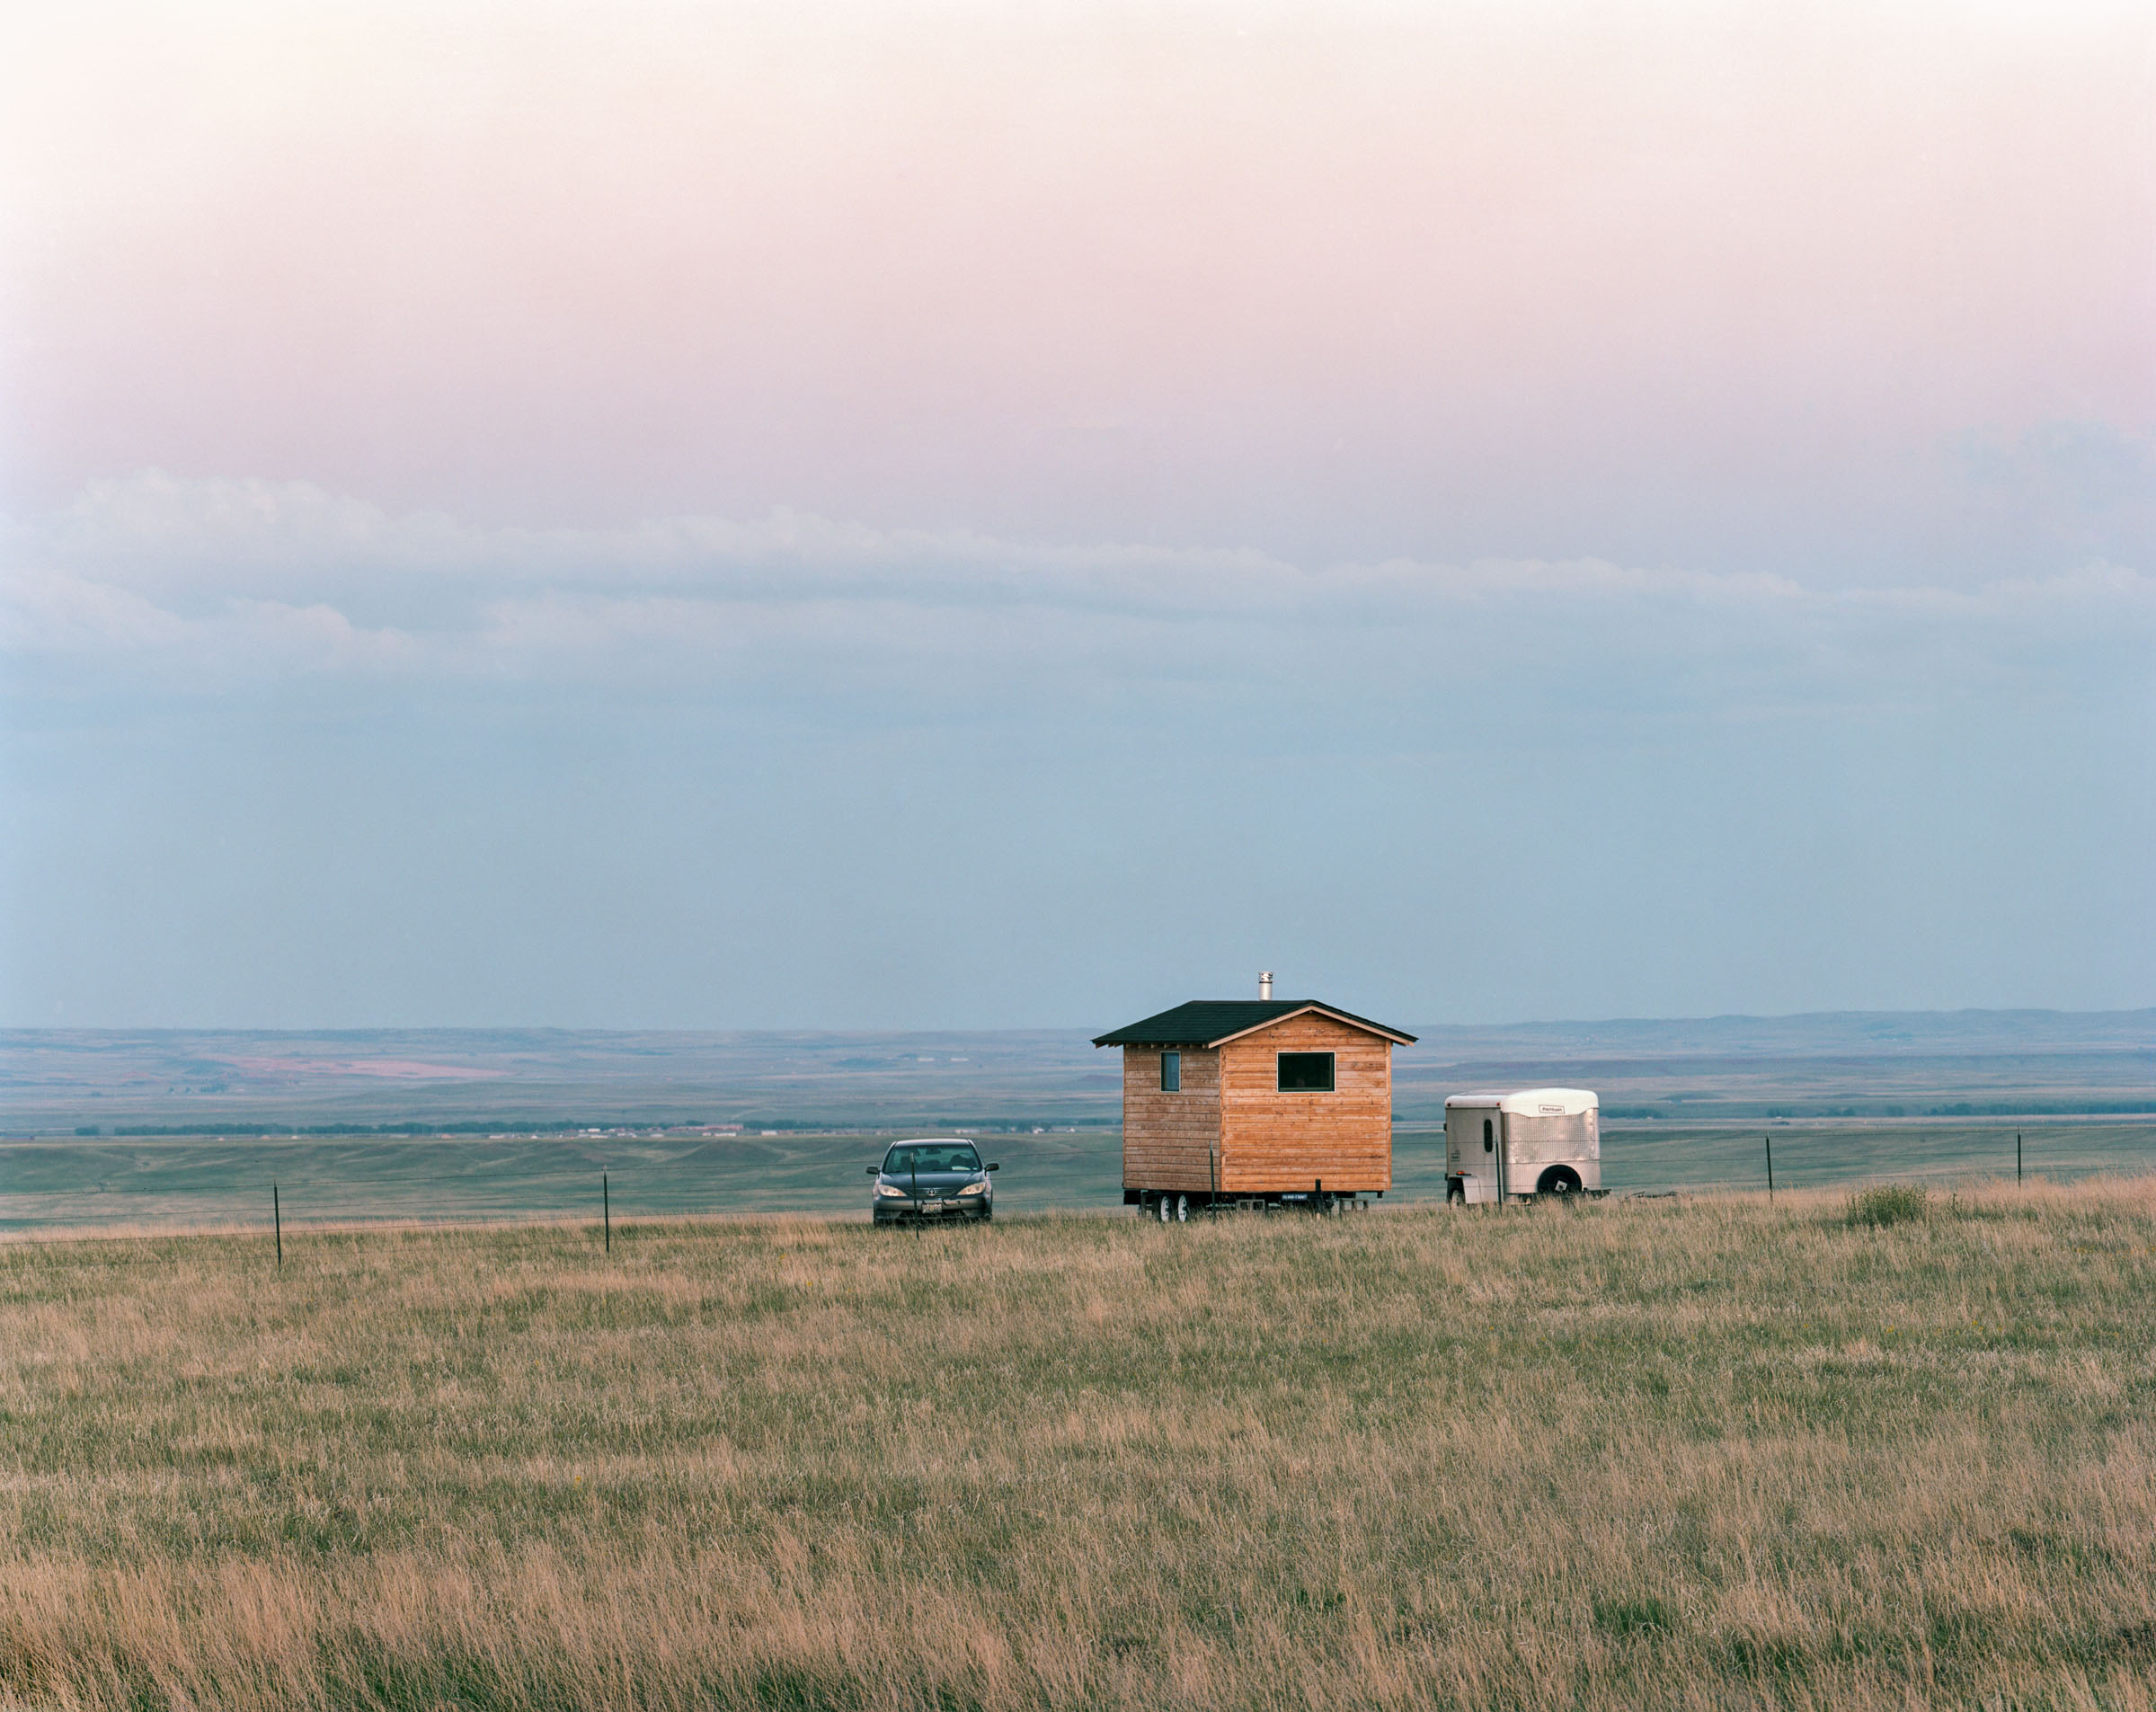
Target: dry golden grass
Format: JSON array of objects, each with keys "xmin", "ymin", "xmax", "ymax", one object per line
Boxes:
[{"xmin": 4, "ymin": 1180, "xmax": 2155, "ymax": 1709}]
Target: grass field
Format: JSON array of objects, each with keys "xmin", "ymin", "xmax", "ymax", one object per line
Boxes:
[{"xmin": 5, "ymin": 1181, "xmax": 2156, "ymax": 1709}]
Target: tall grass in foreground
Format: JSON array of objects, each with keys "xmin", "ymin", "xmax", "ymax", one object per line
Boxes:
[
  {"xmin": 3, "ymin": 1181, "xmax": 2154, "ymax": 1710},
  {"xmin": 1845, "ymin": 1184, "xmax": 1930, "ymax": 1228}
]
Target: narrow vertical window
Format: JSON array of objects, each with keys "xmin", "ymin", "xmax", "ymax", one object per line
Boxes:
[
  {"xmin": 1483, "ymin": 1117, "xmax": 1494, "ymax": 1153},
  {"xmin": 1159, "ymin": 1051, "xmax": 1181, "ymax": 1092}
]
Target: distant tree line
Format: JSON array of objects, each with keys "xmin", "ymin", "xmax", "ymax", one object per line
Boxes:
[
  {"xmin": 59, "ymin": 1117, "xmax": 1113, "ymax": 1137},
  {"xmin": 75, "ymin": 1120, "xmax": 678, "ymax": 1138}
]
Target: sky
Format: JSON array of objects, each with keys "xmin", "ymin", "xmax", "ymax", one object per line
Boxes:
[{"xmin": 2, "ymin": 0, "xmax": 2152, "ymax": 1030}]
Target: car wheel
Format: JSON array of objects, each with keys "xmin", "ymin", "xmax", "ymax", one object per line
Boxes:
[{"xmin": 1156, "ymin": 1194, "xmax": 1172, "ymax": 1225}]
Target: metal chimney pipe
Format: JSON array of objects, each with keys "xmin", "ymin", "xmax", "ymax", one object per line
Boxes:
[{"xmin": 1259, "ymin": 971, "xmax": 1273, "ymax": 1000}]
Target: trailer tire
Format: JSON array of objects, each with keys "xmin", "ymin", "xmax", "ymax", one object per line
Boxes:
[
  {"xmin": 1447, "ymin": 1182, "xmax": 1467, "ymax": 1207},
  {"xmin": 1537, "ymin": 1166, "xmax": 1583, "ymax": 1196},
  {"xmin": 1173, "ymin": 1193, "xmax": 1190, "ymax": 1223},
  {"xmin": 1156, "ymin": 1193, "xmax": 1173, "ymax": 1225}
]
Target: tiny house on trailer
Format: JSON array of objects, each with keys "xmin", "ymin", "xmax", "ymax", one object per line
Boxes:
[
  {"xmin": 1093, "ymin": 980, "xmax": 1416, "ymax": 1220},
  {"xmin": 1444, "ymin": 1088, "xmax": 1603, "ymax": 1203}
]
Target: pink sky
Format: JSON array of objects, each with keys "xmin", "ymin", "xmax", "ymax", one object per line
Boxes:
[{"xmin": 4, "ymin": 1, "xmax": 2150, "ymax": 572}]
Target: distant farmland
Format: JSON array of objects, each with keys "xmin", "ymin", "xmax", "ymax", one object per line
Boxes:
[
  {"xmin": 5, "ymin": 1009, "xmax": 2150, "ymax": 1137},
  {"xmin": 4, "ymin": 1181, "xmax": 2152, "ymax": 1709}
]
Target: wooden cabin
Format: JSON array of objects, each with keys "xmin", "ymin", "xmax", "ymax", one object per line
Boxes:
[{"xmin": 1093, "ymin": 991, "xmax": 1416, "ymax": 1216}]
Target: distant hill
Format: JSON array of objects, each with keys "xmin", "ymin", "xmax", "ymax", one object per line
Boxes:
[
  {"xmin": 1392, "ymin": 1009, "xmax": 2156, "ymax": 1122},
  {"xmin": 4, "ymin": 1009, "xmax": 2150, "ymax": 1134},
  {"xmin": 1408, "ymin": 1008, "xmax": 2156, "ymax": 1059}
]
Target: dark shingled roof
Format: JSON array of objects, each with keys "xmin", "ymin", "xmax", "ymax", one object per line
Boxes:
[{"xmin": 1092, "ymin": 1000, "xmax": 1416, "ymax": 1049}]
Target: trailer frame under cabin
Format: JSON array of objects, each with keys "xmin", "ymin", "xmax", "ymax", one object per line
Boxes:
[{"xmin": 1094, "ymin": 989, "xmax": 1416, "ymax": 1220}]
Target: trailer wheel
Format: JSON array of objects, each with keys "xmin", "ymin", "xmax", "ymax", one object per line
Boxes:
[
  {"xmin": 1447, "ymin": 1182, "xmax": 1466, "ymax": 1207},
  {"xmin": 1173, "ymin": 1193, "xmax": 1190, "ymax": 1223},
  {"xmin": 1156, "ymin": 1193, "xmax": 1173, "ymax": 1225},
  {"xmin": 1537, "ymin": 1166, "xmax": 1583, "ymax": 1196}
]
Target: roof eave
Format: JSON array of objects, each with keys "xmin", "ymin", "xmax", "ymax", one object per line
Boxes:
[
  {"xmin": 1092, "ymin": 1000, "xmax": 1418, "ymax": 1049},
  {"xmin": 1095, "ymin": 1008, "xmax": 1416, "ymax": 1050},
  {"xmin": 1202, "ymin": 1004, "xmax": 1415, "ymax": 1048}
]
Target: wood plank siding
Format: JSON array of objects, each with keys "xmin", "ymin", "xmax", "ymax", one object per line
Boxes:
[
  {"xmin": 1218, "ymin": 1014, "xmax": 1392, "ymax": 1193},
  {"xmin": 1120, "ymin": 1048, "xmax": 1222, "ymax": 1193}
]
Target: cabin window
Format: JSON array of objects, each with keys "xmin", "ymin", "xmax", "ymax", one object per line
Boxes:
[
  {"xmin": 1277, "ymin": 1051, "xmax": 1335, "ymax": 1092},
  {"xmin": 1483, "ymin": 1117, "xmax": 1494, "ymax": 1152},
  {"xmin": 1159, "ymin": 1051, "xmax": 1181, "ymax": 1092}
]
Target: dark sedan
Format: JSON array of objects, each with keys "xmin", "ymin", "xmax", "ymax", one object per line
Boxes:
[{"xmin": 868, "ymin": 1139, "xmax": 998, "ymax": 1224}]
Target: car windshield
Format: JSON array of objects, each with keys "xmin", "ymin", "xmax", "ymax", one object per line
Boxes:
[{"xmin": 883, "ymin": 1143, "xmax": 981, "ymax": 1175}]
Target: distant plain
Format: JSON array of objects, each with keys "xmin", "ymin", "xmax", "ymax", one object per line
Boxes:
[
  {"xmin": 3, "ymin": 1011, "xmax": 2149, "ymax": 1231},
  {"xmin": 7, "ymin": 1010, "xmax": 2151, "ymax": 1133}
]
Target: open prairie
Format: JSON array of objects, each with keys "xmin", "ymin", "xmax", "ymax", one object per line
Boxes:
[{"xmin": 5, "ymin": 1181, "xmax": 2154, "ymax": 1709}]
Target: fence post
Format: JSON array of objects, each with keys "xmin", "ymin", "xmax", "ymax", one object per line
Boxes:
[
  {"xmin": 603, "ymin": 1172, "xmax": 610, "ymax": 1255},
  {"xmin": 1764, "ymin": 1135, "xmax": 1774, "ymax": 1202},
  {"xmin": 273, "ymin": 1183, "xmax": 282, "ymax": 1267},
  {"xmin": 2017, "ymin": 1131, "xmax": 2022, "ymax": 1184}
]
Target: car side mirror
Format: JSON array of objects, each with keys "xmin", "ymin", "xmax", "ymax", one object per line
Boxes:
[
  {"xmin": 987, "ymin": 1163, "xmax": 1000, "ymax": 1172},
  {"xmin": 865, "ymin": 1166, "xmax": 880, "ymax": 1175}
]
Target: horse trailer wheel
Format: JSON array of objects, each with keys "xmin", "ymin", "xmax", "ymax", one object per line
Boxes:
[
  {"xmin": 1173, "ymin": 1193, "xmax": 1190, "ymax": 1223},
  {"xmin": 1156, "ymin": 1193, "xmax": 1173, "ymax": 1224},
  {"xmin": 1537, "ymin": 1166, "xmax": 1584, "ymax": 1196},
  {"xmin": 1447, "ymin": 1183, "xmax": 1467, "ymax": 1207}
]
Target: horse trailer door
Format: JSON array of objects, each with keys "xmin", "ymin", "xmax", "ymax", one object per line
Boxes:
[
  {"xmin": 1445, "ymin": 1101, "xmax": 1504, "ymax": 1203},
  {"xmin": 1475, "ymin": 1107, "xmax": 1504, "ymax": 1201}
]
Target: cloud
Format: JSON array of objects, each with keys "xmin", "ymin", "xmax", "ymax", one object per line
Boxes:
[
  {"xmin": 0, "ymin": 563, "xmax": 192, "ymax": 653},
  {"xmin": 1945, "ymin": 421, "xmax": 2156, "ymax": 573},
  {"xmin": 3, "ymin": 474, "xmax": 2150, "ymax": 734}
]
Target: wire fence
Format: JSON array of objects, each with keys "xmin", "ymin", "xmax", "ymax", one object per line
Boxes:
[{"xmin": 4, "ymin": 1121, "xmax": 2152, "ymax": 1237}]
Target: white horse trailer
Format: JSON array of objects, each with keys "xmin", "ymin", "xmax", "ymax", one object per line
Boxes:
[{"xmin": 1445, "ymin": 1088, "xmax": 1604, "ymax": 1204}]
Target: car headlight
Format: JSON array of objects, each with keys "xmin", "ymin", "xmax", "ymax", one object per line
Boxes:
[
  {"xmin": 958, "ymin": 1179, "xmax": 989, "ymax": 1195},
  {"xmin": 875, "ymin": 1181, "xmax": 908, "ymax": 1198}
]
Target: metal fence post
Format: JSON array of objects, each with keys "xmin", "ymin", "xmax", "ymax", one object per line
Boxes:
[
  {"xmin": 603, "ymin": 1172, "xmax": 610, "ymax": 1255},
  {"xmin": 273, "ymin": 1183, "xmax": 282, "ymax": 1267},
  {"xmin": 1764, "ymin": 1135, "xmax": 1774, "ymax": 1202}
]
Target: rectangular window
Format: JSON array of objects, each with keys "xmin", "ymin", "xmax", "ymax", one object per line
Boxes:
[
  {"xmin": 1277, "ymin": 1051, "xmax": 1335, "ymax": 1091},
  {"xmin": 1159, "ymin": 1051, "xmax": 1181, "ymax": 1092}
]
